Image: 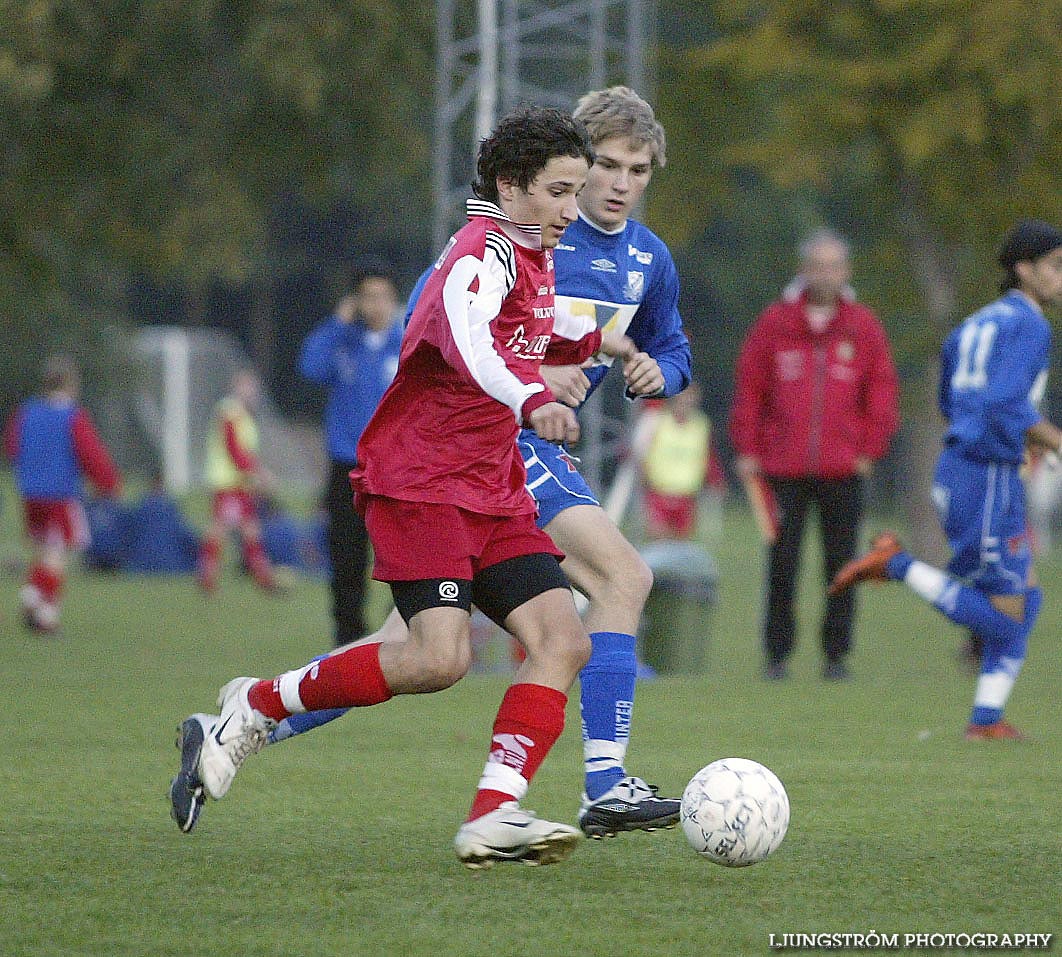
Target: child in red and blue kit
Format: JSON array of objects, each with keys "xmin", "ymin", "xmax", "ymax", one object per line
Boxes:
[{"xmin": 4, "ymin": 355, "xmax": 121, "ymax": 634}]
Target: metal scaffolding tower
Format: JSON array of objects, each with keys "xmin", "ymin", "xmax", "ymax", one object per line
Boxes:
[{"xmin": 433, "ymin": 0, "xmax": 656, "ymax": 492}]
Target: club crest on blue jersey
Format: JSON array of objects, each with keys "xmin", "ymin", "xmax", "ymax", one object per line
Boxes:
[
  {"xmin": 624, "ymin": 271, "xmax": 644, "ymax": 301},
  {"xmin": 557, "ymin": 450, "xmax": 580, "ymax": 472}
]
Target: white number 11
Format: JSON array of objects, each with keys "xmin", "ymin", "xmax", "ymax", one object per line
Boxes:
[{"xmin": 951, "ymin": 321, "xmax": 997, "ymax": 391}]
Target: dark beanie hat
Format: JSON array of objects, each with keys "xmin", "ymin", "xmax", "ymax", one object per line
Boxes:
[{"xmin": 999, "ymin": 219, "xmax": 1062, "ymax": 268}]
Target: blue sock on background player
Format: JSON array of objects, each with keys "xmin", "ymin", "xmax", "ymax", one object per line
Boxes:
[
  {"xmin": 886, "ymin": 552, "xmax": 1037, "ymax": 725},
  {"xmin": 580, "ymin": 631, "xmax": 636, "ymax": 800},
  {"xmin": 886, "ymin": 551, "xmax": 1028, "ymax": 644},
  {"xmin": 969, "ymin": 586, "xmax": 1038, "ymax": 726}
]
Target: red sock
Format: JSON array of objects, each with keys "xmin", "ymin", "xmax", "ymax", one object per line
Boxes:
[
  {"xmin": 29, "ymin": 564, "xmax": 63, "ymax": 604},
  {"xmin": 467, "ymin": 683, "xmax": 567, "ymax": 822},
  {"xmin": 242, "ymin": 537, "xmax": 275, "ymax": 590},
  {"xmin": 248, "ymin": 643, "xmax": 393, "ymax": 721}
]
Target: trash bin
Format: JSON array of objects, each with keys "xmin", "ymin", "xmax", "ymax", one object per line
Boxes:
[{"xmin": 638, "ymin": 540, "xmax": 719, "ymax": 674}]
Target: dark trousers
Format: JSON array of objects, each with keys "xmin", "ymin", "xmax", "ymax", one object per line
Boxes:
[
  {"xmin": 325, "ymin": 459, "xmax": 371, "ymax": 647},
  {"xmin": 763, "ymin": 475, "xmax": 864, "ymax": 665}
]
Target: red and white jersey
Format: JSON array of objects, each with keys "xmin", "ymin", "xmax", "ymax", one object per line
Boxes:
[{"xmin": 352, "ymin": 199, "xmax": 602, "ymax": 516}]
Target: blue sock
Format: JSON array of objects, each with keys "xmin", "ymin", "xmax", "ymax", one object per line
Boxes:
[
  {"xmin": 1023, "ymin": 585, "xmax": 1043, "ymax": 632},
  {"xmin": 885, "ymin": 552, "xmax": 913, "ymax": 580},
  {"xmin": 266, "ymin": 654, "xmax": 349, "ymax": 743},
  {"xmin": 968, "ymin": 586, "xmax": 1038, "ymax": 726},
  {"xmin": 580, "ymin": 631, "xmax": 637, "ymax": 800},
  {"xmin": 935, "ymin": 584, "xmax": 1026, "ymax": 648},
  {"xmin": 269, "ymin": 708, "xmax": 349, "ymax": 743}
]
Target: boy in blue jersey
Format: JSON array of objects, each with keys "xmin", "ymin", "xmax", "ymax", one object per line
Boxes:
[
  {"xmin": 172, "ymin": 88, "xmax": 692, "ymax": 835},
  {"xmin": 517, "ymin": 86, "xmax": 691, "ymax": 836},
  {"xmin": 830, "ymin": 219, "xmax": 1062, "ymax": 741}
]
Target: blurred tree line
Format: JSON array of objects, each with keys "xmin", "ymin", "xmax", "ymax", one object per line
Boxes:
[
  {"xmin": 1, "ymin": 0, "xmax": 434, "ymax": 417},
  {"xmin": 3, "ymin": 1, "xmax": 1061, "ymax": 526},
  {"xmin": 653, "ymin": 0, "xmax": 1062, "ymax": 542}
]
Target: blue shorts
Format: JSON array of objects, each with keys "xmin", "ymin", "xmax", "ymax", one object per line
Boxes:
[
  {"xmin": 518, "ymin": 429, "xmax": 599, "ymax": 528},
  {"xmin": 932, "ymin": 445, "xmax": 1030, "ymax": 595}
]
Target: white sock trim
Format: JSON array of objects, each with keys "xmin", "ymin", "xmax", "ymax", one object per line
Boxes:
[
  {"xmin": 477, "ymin": 762, "xmax": 528, "ymax": 802},
  {"xmin": 583, "ymin": 739, "xmax": 627, "ymax": 762},
  {"xmin": 278, "ymin": 663, "xmax": 316, "ymax": 714},
  {"xmin": 974, "ymin": 670, "xmax": 1016, "ymax": 710},
  {"xmin": 904, "ymin": 561, "xmax": 948, "ymax": 603}
]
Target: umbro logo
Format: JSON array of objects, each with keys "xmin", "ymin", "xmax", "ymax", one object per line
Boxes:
[{"xmin": 591, "ymin": 258, "xmax": 616, "ymax": 272}]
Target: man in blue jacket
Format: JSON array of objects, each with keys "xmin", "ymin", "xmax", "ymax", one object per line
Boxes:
[{"xmin": 299, "ymin": 263, "xmax": 403, "ymax": 646}]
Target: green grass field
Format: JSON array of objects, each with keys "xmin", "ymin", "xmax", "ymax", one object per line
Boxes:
[{"xmin": 2, "ymin": 496, "xmax": 1059, "ymax": 957}]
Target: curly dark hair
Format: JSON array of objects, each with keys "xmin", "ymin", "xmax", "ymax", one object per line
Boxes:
[{"xmin": 473, "ymin": 106, "xmax": 594, "ymax": 204}]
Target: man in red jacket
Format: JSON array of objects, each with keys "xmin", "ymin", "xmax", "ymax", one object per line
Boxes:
[{"xmin": 730, "ymin": 229, "xmax": 899, "ymax": 680}]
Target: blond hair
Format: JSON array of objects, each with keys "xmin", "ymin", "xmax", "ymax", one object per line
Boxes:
[{"xmin": 573, "ymin": 86, "xmax": 667, "ymax": 167}]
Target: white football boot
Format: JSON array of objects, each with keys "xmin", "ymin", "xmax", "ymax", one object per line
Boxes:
[
  {"xmin": 454, "ymin": 802, "xmax": 582, "ymax": 869},
  {"xmin": 197, "ymin": 677, "xmax": 276, "ymax": 800}
]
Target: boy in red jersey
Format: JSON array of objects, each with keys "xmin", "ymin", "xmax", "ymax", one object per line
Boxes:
[
  {"xmin": 175, "ymin": 107, "xmax": 638, "ymax": 866},
  {"xmin": 4, "ymin": 355, "xmax": 121, "ymax": 633}
]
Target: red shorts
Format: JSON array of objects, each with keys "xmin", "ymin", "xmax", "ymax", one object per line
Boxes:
[
  {"xmin": 645, "ymin": 490, "xmax": 696, "ymax": 538},
  {"xmin": 23, "ymin": 499, "xmax": 89, "ymax": 549},
  {"xmin": 212, "ymin": 489, "xmax": 257, "ymax": 527},
  {"xmin": 361, "ymin": 495, "xmax": 564, "ymax": 582}
]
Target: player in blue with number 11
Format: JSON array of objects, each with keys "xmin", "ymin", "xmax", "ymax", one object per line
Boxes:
[{"xmin": 830, "ymin": 219, "xmax": 1062, "ymax": 741}]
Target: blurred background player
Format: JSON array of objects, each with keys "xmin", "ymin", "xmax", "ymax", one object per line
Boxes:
[
  {"xmin": 4, "ymin": 354, "xmax": 121, "ymax": 633},
  {"xmin": 830, "ymin": 218, "xmax": 1062, "ymax": 741},
  {"xmin": 197, "ymin": 368, "xmax": 279, "ymax": 594},
  {"xmin": 638, "ymin": 380, "xmax": 724, "ymax": 541},
  {"xmin": 731, "ymin": 228, "xmax": 899, "ymax": 681},
  {"xmin": 300, "ymin": 263, "xmax": 403, "ymax": 646},
  {"xmin": 173, "ymin": 106, "xmax": 645, "ymax": 867}
]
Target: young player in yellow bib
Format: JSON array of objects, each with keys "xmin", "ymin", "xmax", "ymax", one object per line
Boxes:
[
  {"xmin": 197, "ymin": 369, "xmax": 280, "ymax": 594},
  {"xmin": 640, "ymin": 381, "xmax": 722, "ymax": 540}
]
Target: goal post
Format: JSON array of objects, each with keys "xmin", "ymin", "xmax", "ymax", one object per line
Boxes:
[{"xmin": 132, "ymin": 326, "xmax": 322, "ymax": 493}]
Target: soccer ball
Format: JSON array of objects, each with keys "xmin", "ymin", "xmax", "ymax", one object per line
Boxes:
[{"xmin": 680, "ymin": 758, "xmax": 790, "ymax": 866}]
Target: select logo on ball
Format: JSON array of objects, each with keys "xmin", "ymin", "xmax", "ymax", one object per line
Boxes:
[{"xmin": 680, "ymin": 758, "xmax": 790, "ymax": 866}]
